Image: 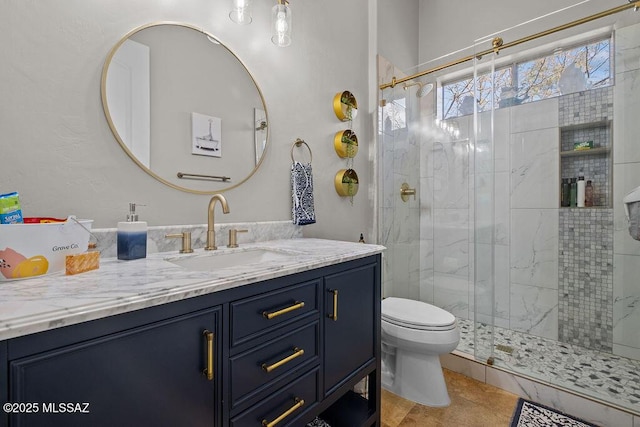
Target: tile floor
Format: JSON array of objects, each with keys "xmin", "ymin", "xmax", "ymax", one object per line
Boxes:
[
  {"xmin": 381, "ymin": 369, "xmax": 519, "ymax": 427},
  {"xmin": 457, "ymin": 319, "xmax": 640, "ymax": 413}
]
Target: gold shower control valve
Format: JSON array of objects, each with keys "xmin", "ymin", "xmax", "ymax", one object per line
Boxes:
[{"xmin": 400, "ymin": 183, "xmax": 416, "ymax": 202}]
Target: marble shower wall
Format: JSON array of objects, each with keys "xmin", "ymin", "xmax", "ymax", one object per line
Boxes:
[
  {"xmin": 612, "ymin": 22, "xmax": 640, "ymax": 361},
  {"xmin": 432, "ymin": 90, "xmax": 619, "ymax": 346},
  {"xmin": 428, "ymin": 117, "xmax": 471, "ymax": 320},
  {"xmin": 378, "ymin": 55, "xmax": 422, "ymax": 299},
  {"xmin": 428, "ymin": 98, "xmax": 561, "ymax": 339}
]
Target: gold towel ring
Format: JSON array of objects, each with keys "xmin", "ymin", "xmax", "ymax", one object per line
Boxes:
[{"xmin": 290, "ymin": 138, "xmax": 313, "ymax": 163}]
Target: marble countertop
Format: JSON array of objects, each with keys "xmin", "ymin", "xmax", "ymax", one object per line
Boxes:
[{"xmin": 0, "ymin": 238, "xmax": 384, "ymax": 341}]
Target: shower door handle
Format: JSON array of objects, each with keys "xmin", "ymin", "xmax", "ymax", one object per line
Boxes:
[{"xmin": 400, "ymin": 182, "xmax": 416, "ymax": 202}]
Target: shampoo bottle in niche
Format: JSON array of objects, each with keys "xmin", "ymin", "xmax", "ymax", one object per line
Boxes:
[
  {"xmin": 585, "ymin": 180, "xmax": 594, "ymax": 207},
  {"xmin": 569, "ymin": 178, "xmax": 577, "ymax": 207},
  {"xmin": 561, "ymin": 178, "xmax": 570, "ymax": 207},
  {"xmin": 577, "ymin": 170, "xmax": 585, "ymax": 208},
  {"xmin": 117, "ymin": 203, "xmax": 147, "ymax": 260}
]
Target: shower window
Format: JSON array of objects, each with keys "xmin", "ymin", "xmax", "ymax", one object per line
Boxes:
[
  {"xmin": 517, "ymin": 38, "xmax": 611, "ymax": 101},
  {"xmin": 441, "ymin": 68, "xmax": 511, "ymax": 119},
  {"xmin": 440, "ymin": 35, "xmax": 611, "ymax": 119}
]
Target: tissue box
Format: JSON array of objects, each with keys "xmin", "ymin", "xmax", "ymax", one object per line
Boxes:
[{"xmin": 0, "ymin": 217, "xmax": 93, "ymax": 281}]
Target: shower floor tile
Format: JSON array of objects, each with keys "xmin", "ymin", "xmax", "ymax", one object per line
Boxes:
[{"xmin": 456, "ymin": 318, "xmax": 640, "ymax": 413}]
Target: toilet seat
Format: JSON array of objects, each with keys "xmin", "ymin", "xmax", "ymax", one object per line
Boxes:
[{"xmin": 382, "ymin": 297, "xmax": 456, "ymax": 331}]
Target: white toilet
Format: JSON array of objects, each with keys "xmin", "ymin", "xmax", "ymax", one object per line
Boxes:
[{"xmin": 381, "ymin": 297, "xmax": 460, "ymax": 407}]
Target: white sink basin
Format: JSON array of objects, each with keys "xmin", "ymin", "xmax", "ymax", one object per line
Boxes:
[{"xmin": 167, "ymin": 248, "xmax": 297, "ymax": 271}]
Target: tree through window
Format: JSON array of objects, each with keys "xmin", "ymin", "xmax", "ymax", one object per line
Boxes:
[{"xmin": 440, "ymin": 36, "xmax": 611, "ymax": 119}]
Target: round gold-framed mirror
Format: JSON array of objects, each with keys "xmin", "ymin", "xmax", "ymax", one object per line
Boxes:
[{"xmin": 101, "ymin": 22, "xmax": 269, "ymax": 194}]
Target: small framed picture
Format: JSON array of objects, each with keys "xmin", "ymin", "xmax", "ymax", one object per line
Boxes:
[{"xmin": 192, "ymin": 112, "xmax": 222, "ymax": 157}]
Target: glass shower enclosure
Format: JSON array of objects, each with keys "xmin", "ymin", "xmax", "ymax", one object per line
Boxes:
[{"xmin": 378, "ymin": 2, "xmax": 640, "ymax": 414}]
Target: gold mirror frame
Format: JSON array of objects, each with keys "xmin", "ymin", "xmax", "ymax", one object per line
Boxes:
[{"xmin": 100, "ymin": 22, "xmax": 269, "ymax": 195}]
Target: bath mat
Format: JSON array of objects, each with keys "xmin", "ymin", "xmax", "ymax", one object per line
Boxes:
[
  {"xmin": 306, "ymin": 417, "xmax": 331, "ymax": 427},
  {"xmin": 510, "ymin": 398, "xmax": 599, "ymax": 427}
]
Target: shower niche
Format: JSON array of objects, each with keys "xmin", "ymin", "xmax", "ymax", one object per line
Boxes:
[{"xmin": 559, "ymin": 119, "xmax": 612, "ymax": 208}]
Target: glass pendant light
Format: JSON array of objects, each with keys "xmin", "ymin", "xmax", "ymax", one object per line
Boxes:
[
  {"xmin": 271, "ymin": 0, "xmax": 291, "ymax": 47},
  {"xmin": 230, "ymin": 0, "xmax": 252, "ymax": 24}
]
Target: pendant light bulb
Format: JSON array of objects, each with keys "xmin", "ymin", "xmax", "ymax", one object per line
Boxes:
[
  {"xmin": 271, "ymin": 2, "xmax": 291, "ymax": 47},
  {"xmin": 230, "ymin": 0, "xmax": 252, "ymax": 24}
]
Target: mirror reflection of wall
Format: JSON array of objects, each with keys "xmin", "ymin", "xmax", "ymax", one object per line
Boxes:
[
  {"xmin": 103, "ymin": 23, "xmax": 268, "ymax": 194},
  {"xmin": 106, "ymin": 39, "xmax": 151, "ymax": 168},
  {"xmin": 254, "ymin": 108, "xmax": 267, "ymax": 165}
]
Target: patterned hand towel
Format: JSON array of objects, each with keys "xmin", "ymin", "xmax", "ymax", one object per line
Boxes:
[{"xmin": 291, "ymin": 161, "xmax": 316, "ymax": 225}]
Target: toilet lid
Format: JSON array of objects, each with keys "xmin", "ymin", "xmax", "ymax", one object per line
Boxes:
[{"xmin": 382, "ymin": 297, "xmax": 456, "ymax": 331}]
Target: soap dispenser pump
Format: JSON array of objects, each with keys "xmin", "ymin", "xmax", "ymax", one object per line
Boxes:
[{"xmin": 117, "ymin": 203, "xmax": 147, "ymax": 260}]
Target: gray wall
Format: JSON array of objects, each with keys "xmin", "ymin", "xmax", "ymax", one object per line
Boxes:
[
  {"xmin": 417, "ymin": 0, "xmax": 636, "ymax": 64},
  {"xmin": 377, "ymin": 0, "xmax": 419, "ymax": 73},
  {"xmin": 1, "ymin": 0, "xmax": 374, "ymax": 243}
]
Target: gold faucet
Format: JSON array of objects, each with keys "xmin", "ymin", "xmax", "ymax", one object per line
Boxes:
[
  {"xmin": 205, "ymin": 194, "xmax": 230, "ymax": 250},
  {"xmin": 227, "ymin": 229, "xmax": 248, "ymax": 248}
]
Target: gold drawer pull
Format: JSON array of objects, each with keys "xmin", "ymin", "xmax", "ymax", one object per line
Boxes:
[
  {"xmin": 261, "ymin": 347, "xmax": 305, "ymax": 373},
  {"xmin": 261, "ymin": 397, "xmax": 305, "ymax": 427},
  {"xmin": 263, "ymin": 301, "xmax": 305, "ymax": 319},
  {"xmin": 203, "ymin": 330, "xmax": 214, "ymax": 381},
  {"xmin": 328, "ymin": 289, "xmax": 338, "ymax": 321}
]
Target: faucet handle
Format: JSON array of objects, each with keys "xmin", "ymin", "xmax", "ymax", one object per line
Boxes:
[
  {"xmin": 227, "ymin": 229, "xmax": 248, "ymax": 248},
  {"xmin": 165, "ymin": 232, "xmax": 194, "ymax": 254}
]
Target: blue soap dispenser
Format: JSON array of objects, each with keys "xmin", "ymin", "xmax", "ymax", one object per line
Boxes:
[{"xmin": 117, "ymin": 203, "xmax": 147, "ymax": 260}]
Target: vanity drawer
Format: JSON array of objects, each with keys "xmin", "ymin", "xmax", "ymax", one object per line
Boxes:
[
  {"xmin": 230, "ymin": 367, "xmax": 318, "ymax": 427},
  {"xmin": 231, "ymin": 280, "xmax": 319, "ymax": 346},
  {"xmin": 230, "ymin": 321, "xmax": 319, "ymax": 408}
]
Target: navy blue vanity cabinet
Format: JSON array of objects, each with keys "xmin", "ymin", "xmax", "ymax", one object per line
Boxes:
[
  {"xmin": 7, "ymin": 305, "xmax": 222, "ymax": 427},
  {"xmin": 226, "ymin": 255, "xmax": 382, "ymax": 427},
  {"xmin": 228, "ymin": 278, "xmax": 321, "ymax": 424},
  {"xmin": 323, "ymin": 263, "xmax": 377, "ymax": 395},
  {"xmin": 1, "ymin": 341, "xmax": 8, "ymax": 427},
  {"xmin": 230, "ymin": 279, "xmax": 320, "ymax": 348},
  {"xmin": 2, "ymin": 253, "xmax": 382, "ymax": 427},
  {"xmin": 230, "ymin": 367, "xmax": 319, "ymax": 427},
  {"xmin": 319, "ymin": 257, "xmax": 381, "ymax": 427}
]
